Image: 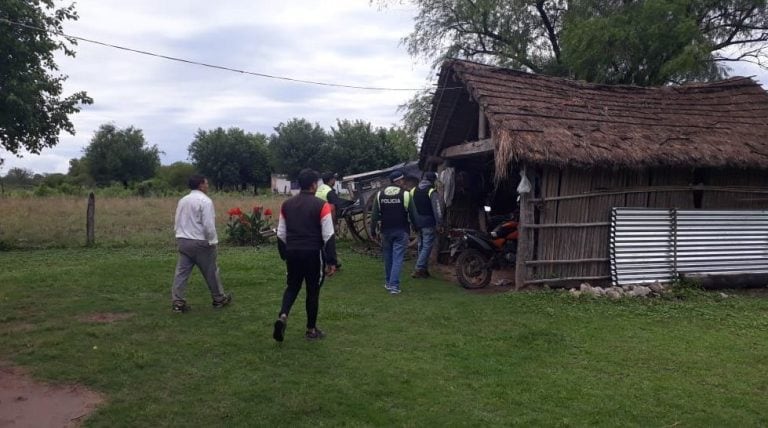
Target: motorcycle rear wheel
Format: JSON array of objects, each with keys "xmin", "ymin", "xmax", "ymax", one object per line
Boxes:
[{"xmin": 455, "ymin": 249, "xmax": 492, "ymax": 289}]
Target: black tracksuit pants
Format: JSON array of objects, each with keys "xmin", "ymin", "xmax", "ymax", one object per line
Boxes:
[{"xmin": 279, "ymin": 249, "xmax": 326, "ymax": 329}]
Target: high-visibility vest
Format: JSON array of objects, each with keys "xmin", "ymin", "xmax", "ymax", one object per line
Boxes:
[
  {"xmin": 376, "ymin": 186, "xmax": 411, "ymax": 231},
  {"xmin": 316, "ymin": 183, "xmax": 332, "ymax": 201}
]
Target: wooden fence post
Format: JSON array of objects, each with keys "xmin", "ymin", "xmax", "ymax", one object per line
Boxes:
[{"xmin": 86, "ymin": 192, "xmax": 95, "ymax": 246}]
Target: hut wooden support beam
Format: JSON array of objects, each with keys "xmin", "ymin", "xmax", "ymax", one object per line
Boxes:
[
  {"xmin": 524, "ymin": 276, "xmax": 611, "ymax": 285},
  {"xmin": 440, "ymin": 138, "xmax": 493, "ymax": 159},
  {"xmin": 514, "ymin": 191, "xmax": 534, "ymax": 290},
  {"xmin": 525, "ymin": 258, "xmax": 609, "ymax": 265},
  {"xmin": 478, "ymin": 108, "xmax": 487, "ymax": 139}
]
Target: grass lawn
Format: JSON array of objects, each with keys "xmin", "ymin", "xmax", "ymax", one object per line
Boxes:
[{"xmin": 1, "ymin": 245, "xmax": 768, "ymax": 426}]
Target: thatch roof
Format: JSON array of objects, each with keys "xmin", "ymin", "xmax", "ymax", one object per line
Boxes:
[{"xmin": 420, "ymin": 59, "xmax": 768, "ymax": 172}]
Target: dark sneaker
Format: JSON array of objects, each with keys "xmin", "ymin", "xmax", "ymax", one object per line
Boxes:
[
  {"xmin": 273, "ymin": 318, "xmax": 287, "ymax": 342},
  {"xmin": 411, "ymin": 269, "xmax": 430, "ymax": 278},
  {"xmin": 172, "ymin": 302, "xmax": 190, "ymax": 313},
  {"xmin": 212, "ymin": 293, "xmax": 233, "ymax": 309},
  {"xmin": 305, "ymin": 328, "xmax": 325, "ymax": 341}
]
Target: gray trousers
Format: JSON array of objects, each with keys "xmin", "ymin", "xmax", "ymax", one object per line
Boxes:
[{"xmin": 172, "ymin": 238, "xmax": 225, "ymax": 303}]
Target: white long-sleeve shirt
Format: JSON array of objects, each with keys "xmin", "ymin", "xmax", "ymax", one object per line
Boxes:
[{"xmin": 174, "ymin": 190, "xmax": 218, "ymax": 245}]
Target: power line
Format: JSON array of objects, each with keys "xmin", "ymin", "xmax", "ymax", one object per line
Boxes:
[{"xmin": 1, "ymin": 17, "xmax": 461, "ymax": 93}]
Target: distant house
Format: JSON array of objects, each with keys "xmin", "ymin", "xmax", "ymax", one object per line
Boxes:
[
  {"xmin": 270, "ymin": 174, "xmax": 298, "ymax": 195},
  {"xmin": 420, "ymin": 59, "xmax": 768, "ymax": 288}
]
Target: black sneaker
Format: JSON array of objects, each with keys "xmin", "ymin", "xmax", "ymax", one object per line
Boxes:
[
  {"xmin": 273, "ymin": 318, "xmax": 287, "ymax": 342},
  {"xmin": 212, "ymin": 293, "xmax": 233, "ymax": 309},
  {"xmin": 305, "ymin": 328, "xmax": 326, "ymax": 341},
  {"xmin": 172, "ymin": 302, "xmax": 190, "ymax": 313}
]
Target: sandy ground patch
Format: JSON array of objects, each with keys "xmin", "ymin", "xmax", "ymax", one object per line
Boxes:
[
  {"xmin": 0, "ymin": 363, "xmax": 104, "ymax": 428},
  {"xmin": 431, "ymin": 262, "xmax": 516, "ymax": 294}
]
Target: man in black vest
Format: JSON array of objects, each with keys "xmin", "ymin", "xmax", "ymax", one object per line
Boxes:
[
  {"xmin": 410, "ymin": 172, "xmax": 444, "ymax": 278},
  {"xmin": 273, "ymin": 169, "xmax": 337, "ymax": 342},
  {"xmin": 370, "ymin": 170, "xmax": 416, "ymax": 294}
]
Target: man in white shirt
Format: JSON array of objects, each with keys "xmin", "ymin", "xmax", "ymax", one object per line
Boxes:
[{"xmin": 171, "ymin": 174, "xmax": 232, "ymax": 313}]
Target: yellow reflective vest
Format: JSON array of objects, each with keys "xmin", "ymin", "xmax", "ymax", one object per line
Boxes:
[{"xmin": 316, "ymin": 183, "xmax": 333, "ymax": 201}]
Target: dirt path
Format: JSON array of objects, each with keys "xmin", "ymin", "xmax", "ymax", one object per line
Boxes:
[{"xmin": 0, "ymin": 363, "xmax": 103, "ymax": 427}]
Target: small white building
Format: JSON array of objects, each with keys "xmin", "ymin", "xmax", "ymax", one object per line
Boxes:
[{"xmin": 270, "ymin": 174, "xmax": 299, "ymax": 195}]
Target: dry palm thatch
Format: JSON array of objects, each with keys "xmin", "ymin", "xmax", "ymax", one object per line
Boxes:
[{"xmin": 421, "ymin": 60, "xmax": 768, "ymax": 181}]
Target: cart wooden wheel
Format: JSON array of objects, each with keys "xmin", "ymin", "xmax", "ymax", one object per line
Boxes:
[{"xmin": 343, "ymin": 209, "xmax": 368, "ymax": 242}]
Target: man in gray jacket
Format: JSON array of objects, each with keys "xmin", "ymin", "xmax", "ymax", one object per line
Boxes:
[
  {"xmin": 171, "ymin": 174, "xmax": 232, "ymax": 313},
  {"xmin": 410, "ymin": 172, "xmax": 444, "ymax": 278}
]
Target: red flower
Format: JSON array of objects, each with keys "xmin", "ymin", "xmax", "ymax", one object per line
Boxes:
[
  {"xmin": 227, "ymin": 207, "xmax": 243, "ymax": 217},
  {"xmin": 264, "ymin": 208, "xmax": 273, "ymax": 216},
  {"xmin": 253, "ymin": 206, "xmax": 262, "ymax": 215}
]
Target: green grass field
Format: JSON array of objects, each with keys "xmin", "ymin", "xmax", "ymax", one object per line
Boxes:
[{"xmin": 2, "ymin": 245, "xmax": 768, "ymax": 426}]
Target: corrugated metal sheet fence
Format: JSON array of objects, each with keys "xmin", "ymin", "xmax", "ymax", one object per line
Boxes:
[{"xmin": 610, "ymin": 208, "xmax": 768, "ymax": 286}]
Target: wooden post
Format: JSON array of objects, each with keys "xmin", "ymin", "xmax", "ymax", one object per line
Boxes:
[
  {"xmin": 515, "ymin": 167, "xmax": 533, "ymax": 290},
  {"xmin": 515, "ymin": 193, "xmax": 532, "ymax": 290},
  {"xmin": 478, "ymin": 108, "xmax": 487, "ymax": 139},
  {"xmin": 86, "ymin": 192, "xmax": 95, "ymax": 246}
]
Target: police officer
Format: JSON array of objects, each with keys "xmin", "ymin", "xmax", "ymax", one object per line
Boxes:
[
  {"xmin": 410, "ymin": 171, "xmax": 444, "ymax": 278},
  {"xmin": 370, "ymin": 170, "xmax": 416, "ymax": 295},
  {"xmin": 317, "ymin": 172, "xmax": 352, "ymax": 207}
]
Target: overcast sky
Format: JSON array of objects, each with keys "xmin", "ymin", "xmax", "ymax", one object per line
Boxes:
[
  {"xmin": 3, "ymin": 1, "xmax": 767, "ymax": 174},
  {"xmin": 3, "ymin": 0, "xmax": 433, "ymax": 174}
]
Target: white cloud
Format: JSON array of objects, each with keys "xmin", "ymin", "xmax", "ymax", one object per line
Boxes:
[
  {"xmin": 5, "ymin": 1, "xmax": 766, "ymax": 174},
  {"xmin": 2, "ymin": 0, "xmax": 433, "ymax": 174}
]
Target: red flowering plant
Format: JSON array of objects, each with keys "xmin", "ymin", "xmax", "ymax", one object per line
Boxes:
[{"xmin": 225, "ymin": 205, "xmax": 274, "ymax": 246}]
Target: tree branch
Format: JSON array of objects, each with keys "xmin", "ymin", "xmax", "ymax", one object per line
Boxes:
[{"xmin": 536, "ymin": 0, "xmax": 561, "ymax": 62}]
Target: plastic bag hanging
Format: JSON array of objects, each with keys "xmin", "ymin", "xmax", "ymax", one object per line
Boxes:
[
  {"xmin": 439, "ymin": 167, "xmax": 455, "ymax": 208},
  {"xmin": 517, "ymin": 167, "xmax": 532, "ymax": 194}
]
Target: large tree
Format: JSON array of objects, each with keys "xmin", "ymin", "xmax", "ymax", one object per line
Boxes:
[
  {"xmin": 326, "ymin": 120, "xmax": 418, "ymax": 176},
  {"xmin": 2, "ymin": 167, "xmax": 35, "ymax": 186},
  {"xmin": 155, "ymin": 161, "xmax": 196, "ymax": 191},
  {"xmin": 400, "ymin": 0, "xmax": 767, "ymax": 81},
  {"xmin": 268, "ymin": 118, "xmax": 328, "ymax": 179},
  {"xmin": 188, "ymin": 127, "xmax": 270, "ymax": 191},
  {"xmin": 0, "ymin": 0, "xmax": 92, "ymax": 159},
  {"xmin": 327, "ymin": 120, "xmax": 392, "ymax": 176},
  {"xmin": 394, "ymin": 0, "xmax": 768, "ymax": 130},
  {"xmin": 83, "ymin": 124, "xmax": 160, "ymax": 187}
]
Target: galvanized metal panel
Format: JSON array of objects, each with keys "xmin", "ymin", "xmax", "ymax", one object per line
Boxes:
[{"xmin": 610, "ymin": 208, "xmax": 768, "ymax": 286}]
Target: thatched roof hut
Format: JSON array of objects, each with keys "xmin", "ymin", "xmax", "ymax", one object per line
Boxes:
[{"xmin": 421, "ymin": 59, "xmax": 768, "ymax": 288}]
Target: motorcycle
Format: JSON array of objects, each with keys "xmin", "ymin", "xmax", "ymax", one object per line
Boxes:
[{"xmin": 449, "ymin": 215, "xmax": 519, "ymax": 289}]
